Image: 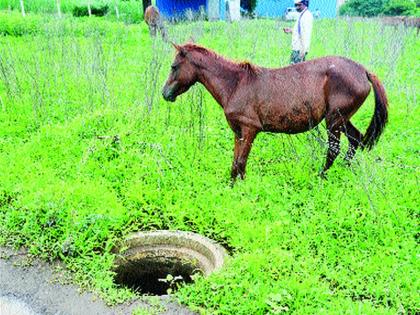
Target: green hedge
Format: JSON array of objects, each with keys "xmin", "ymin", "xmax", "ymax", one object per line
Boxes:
[
  {"xmin": 383, "ymin": 0, "xmax": 418, "ymax": 16},
  {"xmin": 72, "ymin": 4, "xmax": 109, "ymax": 17},
  {"xmin": 0, "ymin": 0, "xmax": 79, "ymax": 14},
  {"xmin": 340, "ymin": 0, "xmax": 419, "ymax": 16},
  {"xmin": 0, "ymin": 11, "xmax": 43, "ymax": 36},
  {"xmin": 0, "ymin": 11, "xmax": 131, "ymax": 37},
  {"xmin": 0, "ymin": 0, "xmax": 143, "ymax": 23}
]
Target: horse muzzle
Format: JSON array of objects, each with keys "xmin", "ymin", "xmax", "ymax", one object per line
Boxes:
[
  {"xmin": 162, "ymin": 85, "xmax": 177, "ymax": 102},
  {"xmin": 162, "ymin": 92, "xmax": 176, "ymax": 102}
]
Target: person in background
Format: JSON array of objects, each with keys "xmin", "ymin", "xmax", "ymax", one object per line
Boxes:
[{"xmin": 283, "ymin": 0, "xmax": 313, "ymax": 64}]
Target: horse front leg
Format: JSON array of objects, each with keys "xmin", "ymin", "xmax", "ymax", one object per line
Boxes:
[
  {"xmin": 231, "ymin": 136, "xmax": 241, "ymax": 180},
  {"xmin": 231, "ymin": 127, "xmax": 257, "ymax": 184}
]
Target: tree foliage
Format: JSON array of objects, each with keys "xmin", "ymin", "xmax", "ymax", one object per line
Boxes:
[
  {"xmin": 340, "ymin": 0, "xmax": 388, "ymax": 17},
  {"xmin": 72, "ymin": 4, "xmax": 109, "ymax": 17},
  {"xmin": 339, "ymin": 0, "xmax": 418, "ymax": 16},
  {"xmin": 241, "ymin": 0, "xmax": 257, "ymax": 13},
  {"xmin": 383, "ymin": 0, "xmax": 417, "ymax": 16}
]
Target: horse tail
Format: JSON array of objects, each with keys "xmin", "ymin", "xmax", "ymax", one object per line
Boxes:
[{"xmin": 362, "ymin": 71, "xmax": 389, "ymax": 150}]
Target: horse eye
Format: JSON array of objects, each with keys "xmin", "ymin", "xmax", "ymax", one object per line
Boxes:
[{"xmin": 171, "ymin": 64, "xmax": 178, "ymax": 71}]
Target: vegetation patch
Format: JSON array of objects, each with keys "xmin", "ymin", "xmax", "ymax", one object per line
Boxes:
[{"xmin": 73, "ymin": 4, "xmax": 109, "ymax": 18}]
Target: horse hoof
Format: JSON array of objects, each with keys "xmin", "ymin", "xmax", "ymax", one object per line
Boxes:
[{"xmin": 319, "ymin": 170, "xmax": 327, "ymax": 179}]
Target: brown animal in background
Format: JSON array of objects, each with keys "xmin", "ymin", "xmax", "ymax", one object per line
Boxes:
[
  {"xmin": 382, "ymin": 16, "xmax": 420, "ymax": 35},
  {"xmin": 403, "ymin": 16, "xmax": 420, "ymax": 35},
  {"xmin": 162, "ymin": 43, "xmax": 389, "ymax": 182},
  {"xmin": 144, "ymin": 5, "xmax": 168, "ymax": 41}
]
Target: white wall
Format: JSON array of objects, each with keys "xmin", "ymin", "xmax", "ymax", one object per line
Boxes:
[
  {"xmin": 207, "ymin": 0, "xmax": 219, "ymax": 20},
  {"xmin": 226, "ymin": 0, "xmax": 240, "ymax": 21}
]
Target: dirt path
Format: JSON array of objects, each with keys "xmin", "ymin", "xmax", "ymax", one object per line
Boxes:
[{"xmin": 0, "ymin": 247, "xmax": 196, "ymax": 315}]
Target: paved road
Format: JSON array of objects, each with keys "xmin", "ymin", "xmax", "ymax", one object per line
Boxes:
[
  {"xmin": 0, "ymin": 295, "xmax": 39, "ymax": 315},
  {"xmin": 0, "ymin": 247, "xmax": 196, "ymax": 315}
]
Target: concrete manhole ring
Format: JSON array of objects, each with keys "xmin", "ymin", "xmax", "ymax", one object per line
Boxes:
[{"xmin": 113, "ymin": 230, "xmax": 227, "ymax": 295}]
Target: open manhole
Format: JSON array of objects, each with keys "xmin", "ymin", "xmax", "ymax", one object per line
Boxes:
[{"xmin": 114, "ymin": 230, "xmax": 226, "ymax": 296}]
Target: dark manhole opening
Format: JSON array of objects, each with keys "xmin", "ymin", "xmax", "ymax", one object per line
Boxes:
[
  {"xmin": 114, "ymin": 256, "xmax": 202, "ymax": 295},
  {"xmin": 113, "ymin": 230, "xmax": 226, "ymax": 296}
]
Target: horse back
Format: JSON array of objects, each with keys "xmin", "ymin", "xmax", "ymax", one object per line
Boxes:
[
  {"xmin": 263, "ymin": 56, "xmax": 369, "ymax": 102},
  {"xmin": 240, "ymin": 57, "xmax": 369, "ymax": 133}
]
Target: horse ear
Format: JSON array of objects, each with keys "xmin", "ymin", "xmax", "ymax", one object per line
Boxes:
[
  {"xmin": 171, "ymin": 42, "xmax": 181, "ymax": 51},
  {"xmin": 171, "ymin": 42, "xmax": 187, "ymax": 57}
]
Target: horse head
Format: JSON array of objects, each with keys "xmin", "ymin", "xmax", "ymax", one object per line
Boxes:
[{"xmin": 162, "ymin": 43, "xmax": 199, "ymax": 102}]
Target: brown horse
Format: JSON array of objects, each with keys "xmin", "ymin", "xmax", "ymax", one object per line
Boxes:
[
  {"xmin": 144, "ymin": 5, "xmax": 168, "ymax": 41},
  {"xmin": 162, "ymin": 43, "xmax": 388, "ymax": 181}
]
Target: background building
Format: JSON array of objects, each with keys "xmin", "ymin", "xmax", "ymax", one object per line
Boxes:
[
  {"xmin": 155, "ymin": 0, "xmax": 341, "ymax": 20},
  {"xmin": 155, "ymin": 0, "xmax": 221, "ymax": 20},
  {"xmin": 255, "ymin": 0, "xmax": 338, "ymax": 19}
]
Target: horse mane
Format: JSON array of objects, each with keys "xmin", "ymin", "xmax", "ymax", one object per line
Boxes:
[
  {"xmin": 181, "ymin": 43, "xmax": 261, "ymax": 77},
  {"xmin": 238, "ymin": 61, "xmax": 261, "ymax": 77}
]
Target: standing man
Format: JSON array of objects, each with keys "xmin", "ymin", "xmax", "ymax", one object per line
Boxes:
[{"xmin": 283, "ymin": 0, "xmax": 313, "ymax": 64}]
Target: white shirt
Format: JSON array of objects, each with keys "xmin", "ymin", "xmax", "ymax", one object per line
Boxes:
[{"xmin": 292, "ymin": 9, "xmax": 313, "ymax": 53}]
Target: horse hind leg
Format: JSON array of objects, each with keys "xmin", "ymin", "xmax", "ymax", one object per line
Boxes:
[
  {"xmin": 344, "ymin": 121, "xmax": 363, "ymax": 163},
  {"xmin": 321, "ymin": 114, "xmax": 363, "ymax": 175},
  {"xmin": 321, "ymin": 64, "xmax": 369, "ymax": 175},
  {"xmin": 321, "ymin": 119, "xmax": 342, "ymax": 177}
]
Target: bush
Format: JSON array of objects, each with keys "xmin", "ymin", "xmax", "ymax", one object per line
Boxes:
[
  {"xmin": 0, "ymin": 0, "xmax": 80, "ymax": 14},
  {"xmin": 240, "ymin": 0, "xmax": 257, "ymax": 14},
  {"xmin": 339, "ymin": 0, "xmax": 388, "ymax": 17},
  {"xmin": 0, "ymin": 12, "xmax": 126, "ymax": 37},
  {"xmin": 0, "ymin": 11, "xmax": 43, "ymax": 36},
  {"xmin": 340, "ymin": 0, "xmax": 419, "ymax": 16},
  {"xmin": 114, "ymin": 0, "xmax": 143, "ymax": 23},
  {"xmin": 383, "ymin": 0, "xmax": 416, "ymax": 16},
  {"xmin": 72, "ymin": 4, "xmax": 109, "ymax": 17}
]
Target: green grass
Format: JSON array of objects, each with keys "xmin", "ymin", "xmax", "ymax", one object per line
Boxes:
[{"xmin": 0, "ymin": 13, "xmax": 419, "ymax": 314}]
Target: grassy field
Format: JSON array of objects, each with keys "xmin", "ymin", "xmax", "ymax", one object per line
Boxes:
[
  {"xmin": 0, "ymin": 11, "xmax": 419, "ymax": 314},
  {"xmin": 0, "ymin": 0, "xmax": 144, "ymax": 23}
]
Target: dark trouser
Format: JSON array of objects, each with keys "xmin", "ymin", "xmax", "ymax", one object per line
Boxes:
[{"xmin": 290, "ymin": 50, "xmax": 307, "ymax": 64}]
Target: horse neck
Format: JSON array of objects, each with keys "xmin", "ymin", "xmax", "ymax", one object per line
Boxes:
[{"xmin": 194, "ymin": 54, "xmax": 241, "ymax": 108}]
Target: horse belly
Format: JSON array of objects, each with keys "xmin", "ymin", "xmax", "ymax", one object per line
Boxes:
[{"xmin": 260, "ymin": 103, "xmax": 325, "ymax": 134}]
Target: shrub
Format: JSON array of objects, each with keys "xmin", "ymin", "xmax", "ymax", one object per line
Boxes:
[
  {"xmin": 340, "ymin": 0, "xmax": 419, "ymax": 16},
  {"xmin": 72, "ymin": 4, "xmax": 109, "ymax": 17},
  {"xmin": 240, "ymin": 0, "xmax": 257, "ymax": 14},
  {"xmin": 0, "ymin": 11, "xmax": 43, "ymax": 36},
  {"xmin": 0, "ymin": 0, "xmax": 80, "ymax": 14},
  {"xmin": 383, "ymin": 0, "xmax": 416, "ymax": 16},
  {"xmin": 339, "ymin": 0, "xmax": 388, "ymax": 17},
  {"xmin": 114, "ymin": 0, "xmax": 143, "ymax": 23}
]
